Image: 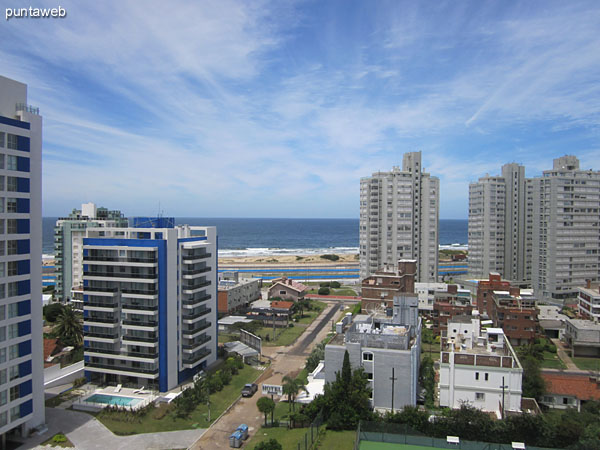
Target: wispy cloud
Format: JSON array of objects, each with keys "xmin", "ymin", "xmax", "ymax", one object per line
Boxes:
[{"xmin": 1, "ymin": 0, "xmax": 599, "ymax": 219}]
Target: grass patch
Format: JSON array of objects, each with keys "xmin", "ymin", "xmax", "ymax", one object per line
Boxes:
[
  {"xmin": 45, "ymin": 389, "xmax": 79, "ymax": 408},
  {"xmin": 316, "ymin": 430, "xmax": 356, "ymax": 449},
  {"xmin": 572, "ymin": 357, "xmax": 600, "ymax": 371},
  {"xmin": 258, "ymin": 324, "xmax": 307, "ymax": 346},
  {"xmin": 541, "ymin": 351, "xmax": 567, "ymax": 369},
  {"xmin": 41, "ymin": 432, "xmax": 74, "ymax": 448},
  {"xmin": 97, "ymin": 364, "xmax": 261, "ymax": 435},
  {"xmin": 246, "ymin": 426, "xmax": 308, "ymax": 449},
  {"xmin": 332, "ymin": 288, "xmax": 358, "ymax": 296},
  {"xmin": 420, "ymin": 343, "xmax": 440, "ymax": 362}
]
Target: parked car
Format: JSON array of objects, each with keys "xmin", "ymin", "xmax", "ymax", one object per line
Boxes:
[{"xmin": 241, "ymin": 383, "xmax": 258, "ymax": 397}]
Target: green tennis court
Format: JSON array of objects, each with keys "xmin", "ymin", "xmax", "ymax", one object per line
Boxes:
[{"xmin": 360, "ymin": 442, "xmax": 438, "ymax": 450}]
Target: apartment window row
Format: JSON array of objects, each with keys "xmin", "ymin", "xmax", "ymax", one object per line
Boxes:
[{"xmin": 0, "ymin": 133, "xmax": 22, "ymax": 151}]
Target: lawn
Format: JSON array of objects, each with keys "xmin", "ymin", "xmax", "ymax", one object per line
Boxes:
[
  {"xmin": 96, "ymin": 365, "xmax": 261, "ymax": 435},
  {"xmin": 572, "ymin": 357, "xmax": 600, "ymax": 371},
  {"xmin": 420, "ymin": 343, "xmax": 440, "ymax": 362},
  {"xmin": 296, "ymin": 301, "xmax": 327, "ymax": 324},
  {"xmin": 316, "ymin": 430, "xmax": 356, "ymax": 449},
  {"xmin": 246, "ymin": 426, "xmax": 308, "ymax": 449},
  {"xmin": 540, "ymin": 351, "xmax": 567, "ymax": 369},
  {"xmin": 257, "ymin": 324, "xmax": 307, "ymax": 346}
]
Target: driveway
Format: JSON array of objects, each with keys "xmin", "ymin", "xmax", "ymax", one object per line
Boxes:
[{"xmin": 19, "ymin": 408, "xmax": 205, "ymax": 450}]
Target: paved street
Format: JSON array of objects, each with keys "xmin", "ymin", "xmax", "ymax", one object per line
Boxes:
[{"xmin": 189, "ymin": 301, "xmax": 346, "ymax": 449}]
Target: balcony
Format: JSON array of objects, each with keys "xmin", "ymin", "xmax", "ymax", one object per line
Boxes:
[
  {"xmin": 84, "ymin": 255, "xmax": 157, "ymax": 264},
  {"xmin": 83, "ymin": 317, "xmax": 119, "ymax": 327},
  {"xmin": 182, "ymin": 321, "xmax": 211, "ymax": 337},
  {"xmin": 182, "ymin": 348, "xmax": 211, "ymax": 367},
  {"xmin": 84, "ymin": 286, "xmax": 118, "ymax": 294},
  {"xmin": 121, "ymin": 334, "xmax": 157, "ymax": 344},
  {"xmin": 182, "ymin": 334, "xmax": 211, "ymax": 350},
  {"xmin": 121, "ymin": 288, "xmax": 158, "ymax": 296},
  {"xmin": 84, "ymin": 271, "xmax": 157, "ymax": 280},
  {"xmin": 121, "ymin": 304, "xmax": 158, "ymax": 312},
  {"xmin": 122, "ymin": 319, "xmax": 158, "ymax": 328},
  {"xmin": 182, "ymin": 267, "xmax": 211, "ymax": 278},
  {"xmin": 182, "ymin": 281, "xmax": 211, "ymax": 294},
  {"xmin": 182, "ymin": 252, "xmax": 212, "ymax": 264},
  {"xmin": 183, "ymin": 307, "xmax": 211, "ymax": 322},
  {"xmin": 182, "ymin": 294, "xmax": 211, "ymax": 307},
  {"xmin": 85, "ymin": 361, "xmax": 158, "ymax": 376}
]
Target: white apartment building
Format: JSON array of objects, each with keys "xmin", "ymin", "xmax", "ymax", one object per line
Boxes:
[
  {"xmin": 468, "ymin": 163, "xmax": 532, "ymax": 283},
  {"xmin": 82, "ymin": 219, "xmax": 217, "ymax": 392},
  {"xmin": 439, "ymin": 316, "xmax": 522, "ymax": 418},
  {"xmin": 578, "ymin": 282, "xmax": 600, "ymax": 322},
  {"xmin": 54, "ymin": 202, "xmax": 128, "ymax": 304},
  {"xmin": 0, "ymin": 76, "xmax": 45, "ymax": 438},
  {"xmin": 532, "ymin": 156, "xmax": 600, "ymax": 302},
  {"xmin": 360, "ymin": 151, "xmax": 439, "ymax": 282}
]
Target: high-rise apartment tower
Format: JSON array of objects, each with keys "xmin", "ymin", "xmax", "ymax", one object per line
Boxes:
[
  {"xmin": 360, "ymin": 152, "xmax": 439, "ymax": 282},
  {"xmin": 0, "ymin": 75, "xmax": 45, "ymax": 437}
]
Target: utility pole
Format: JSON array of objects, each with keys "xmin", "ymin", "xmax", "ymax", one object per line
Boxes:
[
  {"xmin": 390, "ymin": 367, "xmax": 397, "ymax": 414},
  {"xmin": 500, "ymin": 376, "xmax": 508, "ymax": 419}
]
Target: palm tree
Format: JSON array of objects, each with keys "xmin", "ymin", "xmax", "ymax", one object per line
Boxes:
[
  {"xmin": 282, "ymin": 375, "xmax": 308, "ymax": 412},
  {"xmin": 53, "ymin": 306, "xmax": 83, "ymax": 347}
]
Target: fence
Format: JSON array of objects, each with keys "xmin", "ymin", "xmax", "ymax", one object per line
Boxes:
[
  {"xmin": 294, "ymin": 411, "xmax": 324, "ymax": 450},
  {"xmin": 355, "ymin": 421, "xmax": 562, "ymax": 450}
]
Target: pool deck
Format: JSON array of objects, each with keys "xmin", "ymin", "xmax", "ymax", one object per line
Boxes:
[{"xmin": 73, "ymin": 385, "xmax": 157, "ymax": 412}]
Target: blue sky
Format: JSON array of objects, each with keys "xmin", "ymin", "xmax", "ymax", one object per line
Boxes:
[{"xmin": 2, "ymin": 0, "xmax": 600, "ymax": 219}]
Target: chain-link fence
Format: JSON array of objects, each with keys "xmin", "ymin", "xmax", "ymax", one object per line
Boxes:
[{"xmin": 294, "ymin": 411, "xmax": 324, "ymax": 450}]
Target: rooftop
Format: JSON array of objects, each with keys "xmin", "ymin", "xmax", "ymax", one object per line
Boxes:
[
  {"xmin": 566, "ymin": 319, "xmax": 600, "ymax": 330},
  {"xmin": 542, "ymin": 372, "xmax": 600, "ymax": 401}
]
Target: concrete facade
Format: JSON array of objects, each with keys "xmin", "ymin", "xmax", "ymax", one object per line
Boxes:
[
  {"xmin": 468, "ymin": 163, "xmax": 532, "ymax": 283},
  {"xmin": 564, "ymin": 318, "xmax": 600, "ymax": 358},
  {"xmin": 532, "ymin": 156, "xmax": 600, "ymax": 302},
  {"xmin": 577, "ymin": 282, "xmax": 600, "ymax": 322},
  {"xmin": 361, "ymin": 260, "xmax": 416, "ymax": 313},
  {"xmin": 324, "ymin": 295, "xmax": 421, "ymax": 412},
  {"xmin": 439, "ymin": 317, "xmax": 523, "ymax": 418},
  {"xmin": 359, "ymin": 151, "xmax": 439, "ymax": 282},
  {"xmin": 82, "ymin": 220, "xmax": 217, "ymax": 392},
  {"xmin": 0, "ymin": 75, "xmax": 45, "ymax": 437},
  {"xmin": 54, "ymin": 203, "xmax": 128, "ymax": 303},
  {"xmin": 217, "ymin": 272, "xmax": 261, "ymax": 314},
  {"xmin": 431, "ymin": 284, "xmax": 473, "ymax": 336}
]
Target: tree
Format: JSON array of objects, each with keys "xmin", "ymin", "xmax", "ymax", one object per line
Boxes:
[
  {"xmin": 419, "ymin": 356, "xmax": 435, "ymax": 407},
  {"xmin": 318, "ymin": 287, "xmax": 330, "ymax": 295},
  {"xmin": 282, "ymin": 375, "xmax": 307, "ymax": 412},
  {"xmin": 53, "ymin": 306, "xmax": 82, "ymax": 346},
  {"xmin": 253, "ymin": 439, "xmax": 282, "ymax": 450},
  {"xmin": 341, "ymin": 350, "xmax": 352, "ymax": 385},
  {"xmin": 44, "ymin": 303, "xmax": 65, "ymax": 323},
  {"xmin": 305, "ymin": 342, "xmax": 325, "ymax": 373},
  {"xmin": 257, "ymin": 397, "xmax": 275, "ymax": 427},
  {"xmin": 520, "ymin": 355, "xmax": 545, "ymax": 399}
]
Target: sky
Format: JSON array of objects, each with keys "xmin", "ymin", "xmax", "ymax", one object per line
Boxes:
[{"xmin": 1, "ymin": 0, "xmax": 600, "ymax": 219}]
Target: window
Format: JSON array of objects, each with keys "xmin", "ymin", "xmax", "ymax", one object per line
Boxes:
[
  {"xmin": 6, "ymin": 135, "xmax": 18, "ymax": 151},
  {"xmin": 362, "ymin": 352, "xmax": 373, "ymax": 361},
  {"xmin": 10, "ymin": 405, "xmax": 19, "ymax": 421},
  {"xmin": 7, "ymin": 241, "xmax": 17, "ymax": 255},
  {"xmin": 8, "ymin": 283, "xmax": 18, "ymax": 298},
  {"xmin": 0, "ymin": 132, "xmax": 4, "ymax": 147},
  {"xmin": 0, "ymin": 176, "xmax": 4, "ymax": 191},
  {"xmin": 6, "ymin": 198, "xmax": 17, "ymax": 213},
  {"xmin": 6, "ymin": 155, "xmax": 17, "ymax": 171},
  {"xmin": 0, "ymin": 220, "xmax": 4, "ymax": 234},
  {"xmin": 9, "ymin": 344, "xmax": 19, "ymax": 360},
  {"xmin": 475, "ymin": 372, "xmax": 479, "ymax": 380},
  {"xmin": 8, "ymin": 324, "xmax": 17, "ymax": 340},
  {"xmin": 0, "ymin": 370, "xmax": 5, "ymax": 385},
  {"xmin": 6, "ymin": 220, "xmax": 16, "ymax": 234},
  {"xmin": 0, "ymin": 198, "xmax": 4, "ymax": 214},
  {"xmin": 563, "ymin": 397, "xmax": 570, "ymax": 405},
  {"xmin": 7, "ymin": 261, "xmax": 16, "ymax": 277},
  {"xmin": 0, "ymin": 285, "xmax": 5, "ymax": 300},
  {"xmin": 8, "ymin": 366, "xmax": 18, "ymax": 381},
  {"xmin": 0, "ymin": 305, "xmax": 4, "ymax": 320},
  {"xmin": 484, "ymin": 373, "xmax": 489, "ymax": 381},
  {"xmin": 366, "ymin": 372, "xmax": 373, "ymax": 380},
  {"xmin": 6, "ymin": 177, "xmax": 17, "ymax": 192},
  {"xmin": 0, "ymin": 154, "xmax": 4, "ymax": 169},
  {"xmin": 0, "ymin": 390, "xmax": 5, "ymax": 406},
  {"xmin": 0, "ymin": 349, "xmax": 5, "ymax": 364},
  {"xmin": 9, "ymin": 385, "xmax": 18, "ymax": 402},
  {"xmin": 8, "ymin": 303, "xmax": 18, "ymax": 318},
  {"xmin": 0, "ymin": 411, "xmax": 6, "ymax": 427},
  {"xmin": 0, "ymin": 262, "xmax": 4, "ymax": 278},
  {"xmin": 0, "ymin": 327, "xmax": 5, "ymax": 342},
  {"xmin": 475, "ymin": 392, "xmax": 485, "ymax": 400},
  {"xmin": 279, "ymin": 290, "xmax": 286, "ymax": 295},
  {"xmin": 0, "ymin": 241, "xmax": 5, "ymax": 256}
]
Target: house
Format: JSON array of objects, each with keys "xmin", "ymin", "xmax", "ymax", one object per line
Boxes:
[
  {"xmin": 268, "ymin": 277, "xmax": 308, "ymax": 302},
  {"xmin": 324, "ymin": 295, "xmax": 421, "ymax": 412},
  {"xmin": 439, "ymin": 316, "xmax": 523, "ymax": 418},
  {"xmin": 564, "ymin": 318, "xmax": 600, "ymax": 358},
  {"xmin": 247, "ymin": 300, "xmax": 294, "ymax": 326},
  {"xmin": 218, "ymin": 271, "xmax": 262, "ymax": 314},
  {"xmin": 537, "ymin": 305, "xmax": 568, "ymax": 339},
  {"xmin": 431, "ymin": 284, "xmax": 474, "ymax": 335},
  {"xmin": 540, "ymin": 371, "xmax": 600, "ymax": 411},
  {"xmin": 578, "ymin": 280, "xmax": 600, "ymax": 323},
  {"xmin": 361, "ymin": 260, "xmax": 417, "ymax": 313}
]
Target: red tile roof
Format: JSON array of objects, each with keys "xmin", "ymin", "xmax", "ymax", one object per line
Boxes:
[
  {"xmin": 542, "ymin": 372, "xmax": 600, "ymax": 401},
  {"xmin": 44, "ymin": 338, "xmax": 61, "ymax": 367},
  {"xmin": 270, "ymin": 277, "xmax": 308, "ymax": 293},
  {"xmin": 271, "ymin": 301, "xmax": 294, "ymax": 310}
]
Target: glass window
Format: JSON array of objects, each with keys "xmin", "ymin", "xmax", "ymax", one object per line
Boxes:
[
  {"xmin": 7, "ymin": 261, "xmax": 16, "ymax": 277},
  {"xmin": 362, "ymin": 352, "xmax": 373, "ymax": 361},
  {"xmin": 6, "ymin": 220, "xmax": 16, "ymax": 235},
  {"xmin": 10, "ymin": 405, "xmax": 19, "ymax": 421},
  {"xmin": 6, "ymin": 177, "xmax": 17, "ymax": 192},
  {"xmin": 6, "ymin": 198, "xmax": 16, "ymax": 213},
  {"xmin": 0, "ymin": 241, "xmax": 5, "ymax": 256},
  {"xmin": 7, "ymin": 324, "xmax": 17, "ymax": 340},
  {"xmin": 8, "ymin": 365, "xmax": 18, "ymax": 381},
  {"xmin": 0, "ymin": 132, "xmax": 5, "ymax": 147},
  {"xmin": 0, "ymin": 198, "xmax": 4, "ymax": 213},
  {"xmin": 7, "ymin": 283, "xmax": 18, "ymax": 298},
  {"xmin": 8, "ymin": 344, "xmax": 19, "ymax": 360},
  {"xmin": 0, "ymin": 327, "xmax": 5, "ymax": 342},
  {"xmin": 0, "ymin": 305, "xmax": 5, "ymax": 320},
  {"xmin": 0, "ymin": 175, "xmax": 4, "ymax": 191},
  {"xmin": 6, "ymin": 155, "xmax": 17, "ymax": 171},
  {"xmin": 6, "ymin": 135, "xmax": 18, "ymax": 151},
  {"xmin": 7, "ymin": 241, "xmax": 17, "ymax": 256},
  {"xmin": 0, "ymin": 411, "xmax": 6, "ymax": 427},
  {"xmin": 0, "ymin": 154, "xmax": 4, "ymax": 169},
  {"xmin": 0, "ymin": 220, "xmax": 4, "ymax": 235},
  {"xmin": 0, "ymin": 369, "xmax": 5, "ymax": 385},
  {"xmin": 0, "ymin": 262, "xmax": 4, "ymax": 277},
  {"xmin": 0, "ymin": 390, "xmax": 5, "ymax": 406},
  {"xmin": 0, "ymin": 349, "xmax": 5, "ymax": 364},
  {"xmin": 8, "ymin": 302, "xmax": 18, "ymax": 317}
]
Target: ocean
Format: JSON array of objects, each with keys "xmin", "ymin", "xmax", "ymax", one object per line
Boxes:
[{"xmin": 42, "ymin": 217, "xmax": 468, "ymax": 256}]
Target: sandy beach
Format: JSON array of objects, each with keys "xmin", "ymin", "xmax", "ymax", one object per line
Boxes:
[{"xmin": 218, "ymin": 253, "xmax": 359, "ymax": 265}]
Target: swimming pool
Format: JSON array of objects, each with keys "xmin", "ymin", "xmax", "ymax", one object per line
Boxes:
[{"xmin": 84, "ymin": 393, "xmax": 142, "ymax": 406}]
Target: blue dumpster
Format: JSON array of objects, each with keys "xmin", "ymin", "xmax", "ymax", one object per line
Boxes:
[
  {"xmin": 236, "ymin": 424, "xmax": 248, "ymax": 440},
  {"xmin": 229, "ymin": 430, "xmax": 243, "ymax": 448}
]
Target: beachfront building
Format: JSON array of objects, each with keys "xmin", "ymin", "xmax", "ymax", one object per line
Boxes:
[
  {"xmin": 267, "ymin": 277, "xmax": 308, "ymax": 302},
  {"xmin": 82, "ymin": 218, "xmax": 217, "ymax": 392},
  {"xmin": 439, "ymin": 317, "xmax": 523, "ymax": 418},
  {"xmin": 468, "ymin": 163, "xmax": 532, "ymax": 284},
  {"xmin": 359, "ymin": 151, "xmax": 439, "ymax": 282},
  {"xmin": 0, "ymin": 76, "xmax": 45, "ymax": 437},
  {"xmin": 324, "ymin": 295, "xmax": 421, "ymax": 411},
  {"xmin": 54, "ymin": 202, "xmax": 128, "ymax": 303},
  {"xmin": 531, "ymin": 156, "xmax": 600, "ymax": 303},
  {"xmin": 361, "ymin": 260, "xmax": 416, "ymax": 313},
  {"xmin": 217, "ymin": 271, "xmax": 261, "ymax": 315}
]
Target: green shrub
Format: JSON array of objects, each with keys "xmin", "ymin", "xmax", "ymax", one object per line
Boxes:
[
  {"xmin": 320, "ymin": 254, "xmax": 340, "ymax": 261},
  {"xmin": 330, "ymin": 281, "xmax": 341, "ymax": 288},
  {"xmin": 72, "ymin": 377, "xmax": 86, "ymax": 388},
  {"xmin": 319, "ymin": 282, "xmax": 330, "ymax": 287},
  {"xmin": 53, "ymin": 434, "xmax": 67, "ymax": 443},
  {"xmin": 318, "ymin": 287, "xmax": 330, "ymax": 295}
]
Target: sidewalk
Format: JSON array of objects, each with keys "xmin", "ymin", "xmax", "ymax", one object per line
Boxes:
[{"xmin": 551, "ymin": 338, "xmax": 579, "ymax": 370}]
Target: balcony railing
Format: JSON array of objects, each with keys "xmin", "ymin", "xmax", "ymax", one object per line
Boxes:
[
  {"xmin": 84, "ymin": 317, "xmax": 118, "ymax": 324},
  {"xmin": 121, "ymin": 334, "xmax": 157, "ymax": 343},
  {"xmin": 121, "ymin": 288, "xmax": 158, "ymax": 296},
  {"xmin": 182, "ymin": 322, "xmax": 210, "ymax": 336},
  {"xmin": 84, "ymin": 286, "xmax": 118, "ymax": 293},
  {"xmin": 183, "ymin": 281, "xmax": 211, "ymax": 291},
  {"xmin": 85, "ymin": 362, "xmax": 158, "ymax": 375},
  {"xmin": 85, "ymin": 331, "xmax": 119, "ymax": 339},
  {"xmin": 182, "ymin": 294, "xmax": 211, "ymax": 306},
  {"xmin": 182, "ymin": 348, "xmax": 211, "ymax": 364},
  {"xmin": 84, "ymin": 255, "xmax": 157, "ymax": 263},
  {"xmin": 122, "ymin": 319, "xmax": 158, "ymax": 327},
  {"xmin": 184, "ymin": 308, "xmax": 211, "ymax": 321},
  {"xmin": 121, "ymin": 304, "xmax": 158, "ymax": 312},
  {"xmin": 182, "ymin": 267, "xmax": 211, "ymax": 276},
  {"xmin": 84, "ymin": 271, "xmax": 157, "ymax": 280},
  {"xmin": 182, "ymin": 335, "xmax": 211, "ymax": 350},
  {"xmin": 84, "ymin": 301, "xmax": 119, "ymax": 308}
]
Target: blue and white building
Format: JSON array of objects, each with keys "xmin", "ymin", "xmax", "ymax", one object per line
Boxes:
[
  {"xmin": 82, "ymin": 218, "xmax": 217, "ymax": 392},
  {"xmin": 0, "ymin": 76, "xmax": 45, "ymax": 437}
]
